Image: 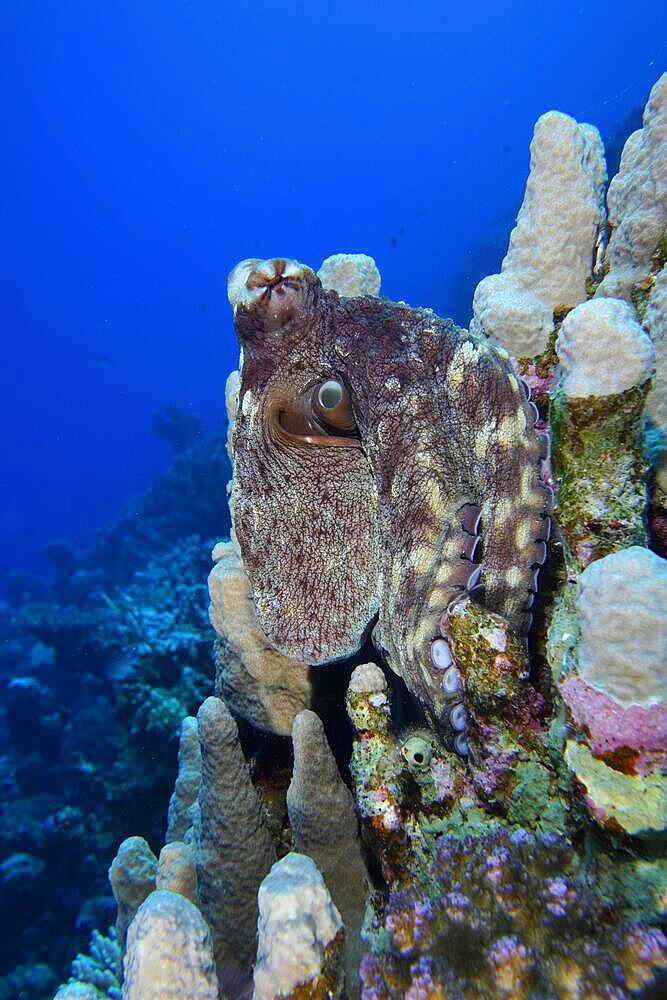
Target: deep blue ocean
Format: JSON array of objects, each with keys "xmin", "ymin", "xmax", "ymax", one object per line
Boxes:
[{"xmin": 1, "ymin": 1, "xmax": 665, "ymax": 578}]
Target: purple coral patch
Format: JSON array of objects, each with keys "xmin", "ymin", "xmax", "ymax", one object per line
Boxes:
[{"xmin": 561, "ymin": 675, "xmax": 667, "ymax": 775}]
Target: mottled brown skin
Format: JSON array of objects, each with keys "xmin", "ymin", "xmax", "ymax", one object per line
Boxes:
[{"xmin": 230, "ymin": 259, "xmax": 548, "ymax": 734}]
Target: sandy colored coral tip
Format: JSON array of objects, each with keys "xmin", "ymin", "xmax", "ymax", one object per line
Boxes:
[
  {"xmin": 348, "ymin": 662, "xmax": 387, "ymax": 694},
  {"xmin": 317, "ymin": 252, "xmax": 381, "ymax": 298},
  {"xmin": 576, "ymin": 546, "xmax": 667, "ymax": 707},
  {"xmin": 557, "ymin": 297, "xmax": 655, "ymax": 398},
  {"xmin": 253, "ymin": 853, "xmax": 344, "ymax": 1000}
]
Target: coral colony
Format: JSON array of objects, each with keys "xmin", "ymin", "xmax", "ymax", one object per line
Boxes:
[{"xmin": 57, "ymin": 73, "xmax": 666, "ymax": 999}]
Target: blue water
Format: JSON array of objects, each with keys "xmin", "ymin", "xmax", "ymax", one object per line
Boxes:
[{"xmin": 1, "ymin": 1, "xmax": 665, "ymax": 575}]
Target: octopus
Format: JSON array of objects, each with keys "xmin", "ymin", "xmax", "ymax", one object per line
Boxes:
[{"xmin": 226, "ymin": 257, "xmax": 550, "ymax": 746}]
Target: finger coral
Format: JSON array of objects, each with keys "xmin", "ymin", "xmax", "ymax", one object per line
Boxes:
[
  {"xmin": 123, "ymin": 890, "xmax": 218, "ymax": 1000},
  {"xmin": 287, "ymin": 709, "xmax": 368, "ymax": 988},
  {"xmin": 253, "ymin": 853, "xmax": 345, "ymax": 1000},
  {"xmin": 194, "ymin": 696, "xmax": 276, "ymax": 994}
]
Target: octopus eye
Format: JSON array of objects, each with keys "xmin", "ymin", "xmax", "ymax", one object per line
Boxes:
[
  {"xmin": 318, "ymin": 380, "xmax": 344, "ymax": 409},
  {"xmin": 312, "ymin": 379, "xmax": 357, "ymax": 433}
]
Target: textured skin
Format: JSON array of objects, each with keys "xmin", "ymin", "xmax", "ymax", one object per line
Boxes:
[{"xmin": 230, "ymin": 259, "xmax": 548, "ymax": 731}]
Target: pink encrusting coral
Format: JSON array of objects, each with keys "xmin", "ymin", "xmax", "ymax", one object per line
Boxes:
[{"xmin": 561, "ymin": 675, "xmax": 667, "ymax": 775}]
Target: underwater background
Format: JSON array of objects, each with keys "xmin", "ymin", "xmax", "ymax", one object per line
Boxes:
[{"xmin": 1, "ymin": 2, "xmax": 666, "ymax": 999}]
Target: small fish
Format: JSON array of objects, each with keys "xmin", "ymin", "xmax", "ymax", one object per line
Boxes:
[{"xmin": 91, "ymin": 355, "xmax": 113, "ymax": 369}]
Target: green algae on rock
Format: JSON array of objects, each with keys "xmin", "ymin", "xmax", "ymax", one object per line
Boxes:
[{"xmin": 550, "ymin": 383, "xmax": 650, "ymax": 570}]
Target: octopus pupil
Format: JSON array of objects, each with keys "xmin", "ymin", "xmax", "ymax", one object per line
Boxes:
[
  {"xmin": 318, "ymin": 380, "xmax": 343, "ymax": 409},
  {"xmin": 413, "ymin": 752, "xmax": 424, "ymax": 764}
]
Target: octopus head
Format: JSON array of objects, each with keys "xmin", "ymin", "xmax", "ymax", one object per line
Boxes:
[
  {"xmin": 228, "ymin": 257, "xmax": 321, "ymax": 342},
  {"xmin": 228, "ymin": 257, "xmax": 379, "ymax": 666}
]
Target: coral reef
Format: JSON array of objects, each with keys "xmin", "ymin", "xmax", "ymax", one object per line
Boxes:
[
  {"xmin": 51, "ymin": 72, "xmax": 667, "ymax": 1000},
  {"xmin": 54, "ymin": 929, "xmax": 121, "ymax": 1000},
  {"xmin": 554, "ymin": 546, "xmax": 667, "ymax": 838},
  {"xmin": 0, "ymin": 428, "xmax": 229, "ymax": 994},
  {"xmin": 360, "ymin": 828, "xmax": 667, "ymax": 999},
  {"xmin": 152, "ymin": 404, "xmax": 202, "ymax": 455}
]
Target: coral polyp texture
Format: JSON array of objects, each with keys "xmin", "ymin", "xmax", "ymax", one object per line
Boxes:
[
  {"xmin": 56, "ymin": 74, "xmax": 667, "ymax": 1000},
  {"xmin": 253, "ymin": 853, "xmax": 345, "ymax": 1000}
]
